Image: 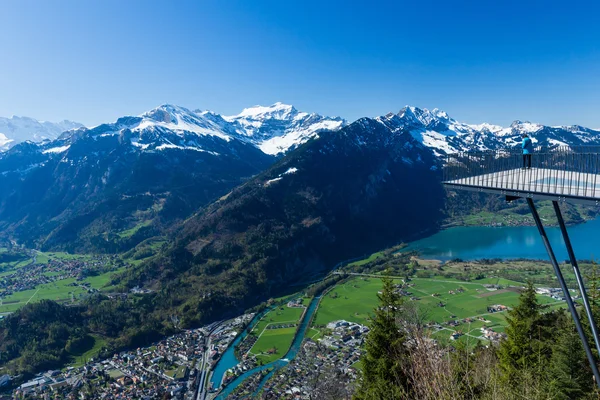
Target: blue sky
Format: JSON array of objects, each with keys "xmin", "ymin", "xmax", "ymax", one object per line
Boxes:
[{"xmin": 1, "ymin": 0, "xmax": 599, "ymax": 127}]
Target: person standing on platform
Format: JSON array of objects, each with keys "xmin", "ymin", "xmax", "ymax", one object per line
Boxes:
[{"xmin": 522, "ymin": 133, "xmax": 533, "ymax": 169}]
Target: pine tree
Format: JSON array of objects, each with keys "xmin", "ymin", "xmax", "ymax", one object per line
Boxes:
[
  {"xmin": 354, "ymin": 276, "xmax": 409, "ymax": 399},
  {"xmin": 548, "ymin": 314, "xmax": 594, "ymax": 400},
  {"xmin": 497, "ymin": 281, "xmax": 545, "ymax": 384},
  {"xmin": 585, "ymin": 261, "xmax": 600, "ymax": 336}
]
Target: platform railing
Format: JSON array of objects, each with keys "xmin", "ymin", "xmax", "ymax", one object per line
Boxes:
[{"xmin": 443, "ymin": 146, "xmax": 600, "ymax": 199}]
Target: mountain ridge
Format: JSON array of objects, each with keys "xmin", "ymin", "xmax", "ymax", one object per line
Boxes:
[
  {"xmin": 0, "ymin": 116, "xmax": 83, "ymax": 151},
  {"xmin": 2, "ymin": 103, "xmax": 600, "ymax": 253},
  {"xmin": 4, "ymin": 103, "xmax": 600, "ymax": 158}
]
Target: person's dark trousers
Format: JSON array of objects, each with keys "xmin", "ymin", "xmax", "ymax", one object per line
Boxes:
[{"xmin": 523, "ymin": 154, "xmax": 532, "ymax": 169}]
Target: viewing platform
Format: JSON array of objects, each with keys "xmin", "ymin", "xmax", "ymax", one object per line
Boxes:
[
  {"xmin": 443, "ymin": 147, "xmax": 600, "ymax": 205},
  {"xmin": 443, "ymin": 146, "xmax": 600, "ymax": 389}
]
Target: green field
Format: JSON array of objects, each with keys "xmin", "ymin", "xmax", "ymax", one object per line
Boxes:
[
  {"xmin": 165, "ymin": 364, "xmax": 187, "ymax": 380},
  {"xmin": 312, "ymin": 278, "xmax": 386, "ymax": 326},
  {"xmin": 310, "ymin": 275, "xmax": 566, "ymax": 343},
  {"xmin": 250, "ymin": 327, "xmax": 298, "ymax": 363},
  {"xmin": 39, "ymin": 251, "xmax": 94, "ymax": 262},
  {"xmin": 70, "ymin": 335, "xmax": 107, "ymax": 367},
  {"xmin": 347, "ymin": 251, "xmax": 385, "ymax": 267},
  {"xmin": 0, "ymin": 268, "xmax": 125, "ymax": 313},
  {"xmin": 247, "ymin": 305, "xmax": 305, "ymax": 363},
  {"xmin": 117, "ymin": 220, "xmax": 152, "ymax": 239}
]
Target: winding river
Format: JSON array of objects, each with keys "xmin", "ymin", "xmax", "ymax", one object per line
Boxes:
[
  {"xmin": 214, "ymin": 296, "xmax": 321, "ymax": 399},
  {"xmin": 210, "ymin": 217, "xmax": 600, "ymax": 397}
]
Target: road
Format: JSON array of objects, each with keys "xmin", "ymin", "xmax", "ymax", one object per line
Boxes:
[
  {"xmin": 196, "ymin": 322, "xmax": 222, "ymax": 400},
  {"xmin": 332, "ymin": 271, "xmax": 407, "ymax": 280}
]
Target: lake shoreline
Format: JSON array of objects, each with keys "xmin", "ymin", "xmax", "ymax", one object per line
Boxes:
[{"xmin": 406, "ymin": 216, "xmax": 600, "ymax": 262}]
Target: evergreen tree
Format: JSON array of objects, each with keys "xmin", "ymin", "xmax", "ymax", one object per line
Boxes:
[
  {"xmin": 497, "ymin": 281, "xmax": 547, "ymax": 384},
  {"xmin": 354, "ymin": 276, "xmax": 409, "ymax": 399},
  {"xmin": 586, "ymin": 261, "xmax": 600, "ymax": 319},
  {"xmin": 548, "ymin": 314, "xmax": 594, "ymax": 400}
]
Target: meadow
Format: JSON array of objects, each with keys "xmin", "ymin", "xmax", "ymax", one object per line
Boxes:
[
  {"xmin": 70, "ymin": 335, "xmax": 108, "ymax": 367},
  {"xmin": 310, "ymin": 274, "xmax": 566, "ymax": 344},
  {"xmin": 247, "ymin": 303, "xmax": 306, "ymax": 363}
]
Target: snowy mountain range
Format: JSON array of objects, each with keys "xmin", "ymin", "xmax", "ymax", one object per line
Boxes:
[
  {"xmin": 377, "ymin": 106, "xmax": 600, "ymax": 157},
  {"xmin": 27, "ymin": 102, "xmax": 345, "ymax": 158},
  {"xmin": 2, "ymin": 101, "xmax": 600, "ymax": 252},
  {"xmin": 5, "ymin": 103, "xmax": 599, "ymax": 160},
  {"xmin": 0, "ymin": 116, "xmax": 83, "ymax": 151}
]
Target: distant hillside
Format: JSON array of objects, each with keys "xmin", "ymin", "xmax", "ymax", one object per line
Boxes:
[
  {"xmin": 120, "ymin": 117, "xmax": 445, "ymax": 325},
  {"xmin": 0, "ymin": 103, "xmax": 345, "ymax": 253}
]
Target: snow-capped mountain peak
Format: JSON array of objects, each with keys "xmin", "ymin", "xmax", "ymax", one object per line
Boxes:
[
  {"xmin": 32, "ymin": 103, "xmax": 345, "ymax": 157},
  {"xmin": 388, "ymin": 106, "xmax": 600, "ymax": 156},
  {"xmin": 135, "ymin": 104, "xmax": 235, "ymax": 141},
  {"xmin": 225, "ymin": 103, "xmax": 346, "ymax": 155},
  {"xmin": 233, "ymin": 102, "xmax": 299, "ymax": 121},
  {"xmin": 0, "ymin": 116, "xmax": 83, "ymax": 151}
]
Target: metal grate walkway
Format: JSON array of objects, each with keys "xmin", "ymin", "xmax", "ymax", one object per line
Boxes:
[{"xmin": 443, "ymin": 148, "xmax": 600, "ymax": 205}]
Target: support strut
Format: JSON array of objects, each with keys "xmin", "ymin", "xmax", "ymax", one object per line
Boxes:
[
  {"xmin": 527, "ymin": 198, "xmax": 600, "ymax": 388},
  {"xmin": 553, "ymin": 201, "xmax": 600, "ymax": 358}
]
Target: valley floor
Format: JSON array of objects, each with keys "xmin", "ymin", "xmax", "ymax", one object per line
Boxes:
[{"xmin": 5, "ymin": 246, "xmax": 586, "ymax": 400}]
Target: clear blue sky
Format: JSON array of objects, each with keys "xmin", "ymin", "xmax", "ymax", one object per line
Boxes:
[{"xmin": 1, "ymin": 0, "xmax": 599, "ymax": 127}]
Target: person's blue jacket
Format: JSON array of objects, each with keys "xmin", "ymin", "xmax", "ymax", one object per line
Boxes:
[{"xmin": 522, "ymin": 137, "xmax": 533, "ymax": 155}]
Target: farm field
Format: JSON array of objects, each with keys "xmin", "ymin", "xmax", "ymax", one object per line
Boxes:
[
  {"xmin": 247, "ymin": 303, "xmax": 306, "ymax": 363},
  {"xmin": 310, "ymin": 275, "xmax": 566, "ymax": 343},
  {"xmin": 0, "ymin": 268, "xmax": 123, "ymax": 313},
  {"xmin": 312, "ymin": 278, "xmax": 389, "ymax": 326}
]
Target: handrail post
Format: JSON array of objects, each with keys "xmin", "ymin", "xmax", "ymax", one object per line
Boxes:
[
  {"xmin": 553, "ymin": 201, "xmax": 600, "ymax": 357},
  {"xmin": 528, "ymin": 198, "xmax": 600, "ymax": 389}
]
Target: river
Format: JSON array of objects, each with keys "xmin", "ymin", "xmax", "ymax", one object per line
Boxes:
[
  {"xmin": 210, "ymin": 308, "xmax": 272, "ymax": 391},
  {"xmin": 404, "ymin": 217, "xmax": 600, "ymax": 261},
  {"xmin": 214, "ymin": 295, "xmax": 321, "ymax": 399},
  {"xmin": 210, "ymin": 218, "xmax": 600, "ymax": 397}
]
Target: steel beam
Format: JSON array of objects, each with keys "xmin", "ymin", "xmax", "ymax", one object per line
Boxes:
[
  {"xmin": 553, "ymin": 201, "xmax": 600, "ymax": 357},
  {"xmin": 527, "ymin": 198, "xmax": 600, "ymax": 388}
]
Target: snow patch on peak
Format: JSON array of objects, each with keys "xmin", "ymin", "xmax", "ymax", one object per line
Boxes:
[
  {"xmin": 42, "ymin": 145, "xmax": 70, "ymax": 154},
  {"xmin": 513, "ymin": 121, "xmax": 542, "ymax": 133},
  {"xmin": 232, "ymin": 102, "xmax": 297, "ymax": 120}
]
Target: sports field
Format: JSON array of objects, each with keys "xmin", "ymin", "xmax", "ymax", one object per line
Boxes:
[{"xmin": 246, "ymin": 302, "xmax": 306, "ymax": 363}]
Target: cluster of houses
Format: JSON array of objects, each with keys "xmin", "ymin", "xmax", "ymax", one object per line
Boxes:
[
  {"xmin": 487, "ymin": 304, "xmax": 509, "ymax": 313},
  {"xmin": 11, "ymin": 313, "xmax": 254, "ymax": 399},
  {"xmin": 481, "ymin": 326, "xmax": 506, "ymax": 342},
  {"xmin": 287, "ymin": 298, "xmax": 304, "ymax": 308},
  {"xmin": 0, "ymin": 254, "xmax": 117, "ymax": 300},
  {"xmin": 250, "ymin": 324, "xmax": 366, "ymax": 399},
  {"xmin": 13, "ymin": 327, "xmax": 208, "ymax": 399},
  {"xmin": 535, "ymin": 286, "xmax": 578, "ymax": 301},
  {"xmin": 320, "ymin": 320, "xmax": 370, "ymax": 349}
]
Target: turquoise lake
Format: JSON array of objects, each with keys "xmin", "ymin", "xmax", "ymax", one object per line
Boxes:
[{"xmin": 405, "ymin": 217, "xmax": 600, "ymax": 261}]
